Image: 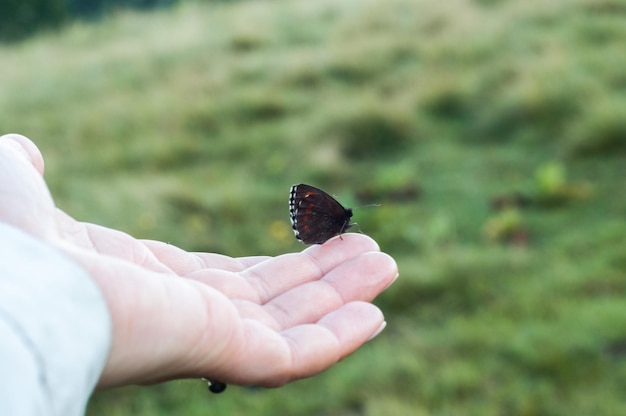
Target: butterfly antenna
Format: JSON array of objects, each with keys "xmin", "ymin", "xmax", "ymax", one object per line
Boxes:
[{"xmin": 353, "ymin": 203, "xmax": 382, "ymax": 210}]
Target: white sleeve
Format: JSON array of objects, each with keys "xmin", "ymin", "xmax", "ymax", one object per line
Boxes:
[{"xmin": 0, "ymin": 223, "xmax": 112, "ymax": 416}]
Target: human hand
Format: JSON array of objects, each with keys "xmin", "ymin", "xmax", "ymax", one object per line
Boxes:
[{"xmin": 0, "ymin": 133, "xmax": 398, "ymax": 390}]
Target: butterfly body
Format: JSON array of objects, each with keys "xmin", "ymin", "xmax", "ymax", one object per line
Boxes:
[{"xmin": 289, "ymin": 184, "xmax": 354, "ymax": 244}]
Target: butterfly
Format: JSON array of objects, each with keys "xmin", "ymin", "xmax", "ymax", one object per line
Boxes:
[{"xmin": 289, "ymin": 184, "xmax": 354, "ymax": 244}]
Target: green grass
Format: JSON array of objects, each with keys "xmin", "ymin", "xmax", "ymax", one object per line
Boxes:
[{"xmin": 1, "ymin": 0, "xmax": 625, "ymax": 414}]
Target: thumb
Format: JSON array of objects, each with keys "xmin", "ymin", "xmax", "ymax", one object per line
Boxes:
[
  {"xmin": 0, "ymin": 133, "xmax": 57, "ymax": 239},
  {"xmin": 0, "ymin": 133, "xmax": 45, "ymax": 176}
]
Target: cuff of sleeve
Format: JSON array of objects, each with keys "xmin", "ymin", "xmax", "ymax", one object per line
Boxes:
[{"xmin": 0, "ymin": 223, "xmax": 112, "ymax": 416}]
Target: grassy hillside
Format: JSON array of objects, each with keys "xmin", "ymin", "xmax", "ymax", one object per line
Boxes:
[{"xmin": 1, "ymin": 0, "xmax": 625, "ymax": 414}]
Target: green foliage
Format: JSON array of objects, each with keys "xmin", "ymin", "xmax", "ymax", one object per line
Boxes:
[
  {"xmin": 322, "ymin": 97, "xmax": 415, "ymax": 160},
  {"xmin": 484, "ymin": 208, "xmax": 527, "ymax": 244},
  {"xmin": 1, "ymin": 0, "xmax": 625, "ymax": 414},
  {"xmin": 566, "ymin": 97, "xmax": 626, "ymax": 156},
  {"xmin": 531, "ymin": 161, "xmax": 593, "ymax": 207}
]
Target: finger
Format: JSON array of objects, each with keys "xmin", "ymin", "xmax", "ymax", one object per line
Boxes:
[
  {"xmin": 186, "ymin": 234, "xmax": 382, "ymax": 302},
  {"xmin": 314, "ymin": 301, "xmax": 386, "ymax": 361},
  {"xmin": 302, "ymin": 233, "xmax": 381, "ymax": 268},
  {"xmin": 237, "ymin": 233, "xmax": 382, "ymax": 302},
  {"xmin": 0, "ymin": 134, "xmax": 56, "ymax": 237},
  {"xmin": 140, "ymin": 239, "xmax": 269, "ymax": 275},
  {"xmin": 216, "ymin": 301, "xmax": 385, "ymax": 386},
  {"xmin": 262, "ymin": 252, "xmax": 397, "ymax": 329},
  {"xmin": 0, "ymin": 134, "xmax": 45, "ymax": 175},
  {"xmin": 192, "ymin": 253, "xmax": 270, "ymax": 271}
]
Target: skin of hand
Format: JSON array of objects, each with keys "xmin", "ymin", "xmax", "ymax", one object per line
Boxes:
[{"xmin": 0, "ymin": 133, "xmax": 398, "ymax": 390}]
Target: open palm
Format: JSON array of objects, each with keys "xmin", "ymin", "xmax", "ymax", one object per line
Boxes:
[{"xmin": 0, "ymin": 134, "xmax": 397, "ymax": 389}]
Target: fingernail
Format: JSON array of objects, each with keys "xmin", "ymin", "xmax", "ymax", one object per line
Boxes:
[{"xmin": 367, "ymin": 321, "xmax": 387, "ymax": 341}]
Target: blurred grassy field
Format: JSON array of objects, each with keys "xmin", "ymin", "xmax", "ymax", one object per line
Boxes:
[{"xmin": 2, "ymin": 0, "xmax": 626, "ymax": 414}]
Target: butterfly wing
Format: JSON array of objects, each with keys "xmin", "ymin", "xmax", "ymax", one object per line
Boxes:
[{"xmin": 289, "ymin": 184, "xmax": 353, "ymax": 244}]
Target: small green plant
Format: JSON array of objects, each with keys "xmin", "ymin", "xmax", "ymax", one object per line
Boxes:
[{"xmin": 533, "ymin": 161, "xmax": 592, "ymax": 207}]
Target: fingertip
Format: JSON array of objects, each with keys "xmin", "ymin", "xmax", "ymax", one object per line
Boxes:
[
  {"xmin": 304, "ymin": 233, "xmax": 380, "ymax": 257},
  {"xmin": 358, "ymin": 251, "xmax": 399, "ymax": 292},
  {"xmin": 317, "ymin": 301, "xmax": 385, "ymax": 353},
  {"xmin": 1, "ymin": 133, "xmax": 45, "ymax": 175},
  {"xmin": 338, "ymin": 233, "xmax": 381, "ymax": 252},
  {"xmin": 374, "ymin": 251, "xmax": 399, "ymax": 286},
  {"xmin": 367, "ymin": 320, "xmax": 387, "ymax": 342}
]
